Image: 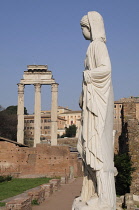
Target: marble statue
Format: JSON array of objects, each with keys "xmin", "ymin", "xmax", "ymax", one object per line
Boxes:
[{"xmin": 72, "ymin": 11, "xmax": 116, "ymax": 210}]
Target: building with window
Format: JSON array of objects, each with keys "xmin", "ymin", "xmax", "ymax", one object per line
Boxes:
[
  {"xmin": 24, "ymin": 106, "xmax": 81, "ymax": 146},
  {"xmin": 24, "ymin": 113, "xmax": 66, "ymax": 146}
]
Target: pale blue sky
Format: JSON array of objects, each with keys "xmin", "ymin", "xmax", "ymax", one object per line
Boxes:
[{"xmin": 0, "ymin": 1, "xmax": 139, "ymax": 114}]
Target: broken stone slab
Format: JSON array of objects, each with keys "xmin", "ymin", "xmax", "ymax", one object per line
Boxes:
[
  {"xmin": 28, "ymin": 188, "xmax": 45, "ymax": 204},
  {"xmin": 61, "ymin": 176, "xmax": 69, "ymax": 184},
  {"xmin": 49, "ymin": 179, "xmax": 61, "ymax": 191},
  {"xmin": 133, "ymin": 195, "xmax": 139, "ymax": 206},
  {"xmin": 6, "ymin": 196, "xmax": 32, "ymax": 210},
  {"xmin": 40, "ymin": 183, "xmax": 53, "ymax": 197}
]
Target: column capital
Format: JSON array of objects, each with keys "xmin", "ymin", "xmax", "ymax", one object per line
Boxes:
[
  {"xmin": 51, "ymin": 83, "xmax": 58, "ymax": 92},
  {"xmin": 17, "ymin": 83, "xmax": 24, "ymax": 93},
  {"xmin": 34, "ymin": 83, "xmax": 41, "ymax": 92}
]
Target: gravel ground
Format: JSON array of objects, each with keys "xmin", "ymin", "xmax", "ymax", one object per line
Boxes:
[{"xmin": 32, "ymin": 177, "xmax": 82, "ymax": 210}]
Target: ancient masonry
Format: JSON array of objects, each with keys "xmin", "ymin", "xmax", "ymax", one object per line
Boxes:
[
  {"xmin": 119, "ymin": 101, "xmax": 139, "ymax": 195},
  {"xmin": 0, "ymin": 137, "xmax": 82, "ymax": 178},
  {"xmin": 17, "ymin": 65, "xmax": 58, "ymax": 147}
]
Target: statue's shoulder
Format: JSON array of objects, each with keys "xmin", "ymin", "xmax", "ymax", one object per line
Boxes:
[{"xmin": 92, "ymin": 40, "xmax": 107, "ymax": 54}]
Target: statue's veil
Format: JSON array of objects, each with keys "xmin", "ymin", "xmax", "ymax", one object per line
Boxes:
[{"xmin": 88, "ymin": 11, "xmax": 106, "ymax": 43}]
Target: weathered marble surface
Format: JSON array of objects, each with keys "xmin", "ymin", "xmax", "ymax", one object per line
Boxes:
[{"xmin": 72, "ymin": 11, "xmax": 116, "ymax": 210}]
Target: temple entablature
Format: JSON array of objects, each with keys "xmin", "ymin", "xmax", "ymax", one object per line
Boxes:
[{"xmin": 20, "ymin": 65, "xmax": 56, "ymax": 85}]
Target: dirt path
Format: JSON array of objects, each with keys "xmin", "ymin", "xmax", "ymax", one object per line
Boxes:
[{"xmin": 32, "ymin": 177, "xmax": 82, "ymax": 210}]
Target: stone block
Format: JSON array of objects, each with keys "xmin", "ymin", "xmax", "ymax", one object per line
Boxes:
[
  {"xmin": 6, "ymin": 196, "xmax": 31, "ymax": 210},
  {"xmin": 61, "ymin": 176, "xmax": 69, "ymax": 184},
  {"xmin": 49, "ymin": 179, "xmax": 61, "ymax": 191},
  {"xmin": 28, "ymin": 188, "xmax": 45, "ymax": 204},
  {"xmin": 41, "ymin": 183, "xmax": 53, "ymax": 197}
]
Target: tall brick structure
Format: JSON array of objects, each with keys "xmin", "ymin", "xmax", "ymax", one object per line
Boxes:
[{"xmin": 119, "ymin": 101, "xmax": 139, "ymax": 195}]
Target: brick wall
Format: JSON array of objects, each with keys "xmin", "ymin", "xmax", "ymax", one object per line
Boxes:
[
  {"xmin": 0, "ymin": 141, "xmax": 82, "ymax": 178},
  {"xmin": 119, "ymin": 102, "xmax": 139, "ymax": 195}
]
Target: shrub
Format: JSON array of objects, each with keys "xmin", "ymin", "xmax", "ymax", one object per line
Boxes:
[
  {"xmin": 0, "ymin": 175, "xmax": 12, "ymax": 183},
  {"xmin": 114, "ymin": 153, "xmax": 135, "ymax": 195},
  {"xmin": 31, "ymin": 199, "xmax": 39, "ymax": 205}
]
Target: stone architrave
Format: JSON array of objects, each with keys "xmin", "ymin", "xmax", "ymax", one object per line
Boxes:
[
  {"xmin": 72, "ymin": 11, "xmax": 116, "ymax": 210},
  {"xmin": 17, "ymin": 83, "xmax": 25, "ymax": 144},
  {"xmin": 51, "ymin": 83, "xmax": 58, "ymax": 146},
  {"xmin": 17, "ymin": 65, "xmax": 58, "ymax": 147},
  {"xmin": 34, "ymin": 83, "xmax": 41, "ymax": 147}
]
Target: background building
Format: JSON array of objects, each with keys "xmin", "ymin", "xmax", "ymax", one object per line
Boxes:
[{"xmin": 24, "ymin": 106, "xmax": 81, "ymax": 146}]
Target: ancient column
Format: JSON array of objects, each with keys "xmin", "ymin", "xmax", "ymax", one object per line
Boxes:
[
  {"xmin": 51, "ymin": 83, "xmax": 58, "ymax": 146},
  {"xmin": 17, "ymin": 83, "xmax": 25, "ymax": 144},
  {"xmin": 34, "ymin": 83, "xmax": 41, "ymax": 147}
]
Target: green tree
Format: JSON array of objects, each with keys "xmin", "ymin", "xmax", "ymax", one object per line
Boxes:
[
  {"xmin": 114, "ymin": 153, "xmax": 135, "ymax": 195},
  {"xmin": 0, "ymin": 105, "xmax": 28, "ymax": 141},
  {"xmin": 65, "ymin": 124, "xmax": 77, "ymax": 137},
  {"xmin": 5, "ymin": 105, "xmax": 28, "ymax": 115},
  {"xmin": 0, "ymin": 111, "xmax": 17, "ymax": 141}
]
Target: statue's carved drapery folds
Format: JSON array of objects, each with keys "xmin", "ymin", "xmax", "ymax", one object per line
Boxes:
[{"xmin": 72, "ymin": 11, "xmax": 116, "ymax": 210}]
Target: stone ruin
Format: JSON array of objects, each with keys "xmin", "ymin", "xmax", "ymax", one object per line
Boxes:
[{"xmin": 17, "ymin": 65, "xmax": 58, "ymax": 147}]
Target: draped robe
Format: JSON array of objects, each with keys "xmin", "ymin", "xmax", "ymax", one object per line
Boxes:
[{"xmin": 77, "ymin": 39, "xmax": 116, "ymax": 209}]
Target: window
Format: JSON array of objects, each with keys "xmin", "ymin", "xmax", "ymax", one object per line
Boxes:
[
  {"xmin": 114, "ymin": 105, "xmax": 116, "ymax": 108},
  {"xmin": 44, "ymin": 126, "xmax": 50, "ymax": 129}
]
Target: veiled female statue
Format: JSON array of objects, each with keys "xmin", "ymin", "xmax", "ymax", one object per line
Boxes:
[{"xmin": 72, "ymin": 11, "xmax": 116, "ymax": 210}]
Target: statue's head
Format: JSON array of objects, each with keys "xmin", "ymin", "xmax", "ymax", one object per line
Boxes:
[
  {"xmin": 80, "ymin": 11, "xmax": 106, "ymax": 43},
  {"xmin": 80, "ymin": 15, "xmax": 91, "ymax": 40}
]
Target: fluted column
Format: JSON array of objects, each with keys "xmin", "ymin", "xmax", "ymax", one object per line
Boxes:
[
  {"xmin": 51, "ymin": 83, "xmax": 58, "ymax": 146},
  {"xmin": 34, "ymin": 83, "xmax": 41, "ymax": 147},
  {"xmin": 17, "ymin": 83, "xmax": 25, "ymax": 144}
]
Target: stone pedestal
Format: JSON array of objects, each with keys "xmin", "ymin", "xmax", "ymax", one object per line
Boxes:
[
  {"xmin": 51, "ymin": 83, "xmax": 58, "ymax": 146},
  {"xmin": 34, "ymin": 84, "xmax": 41, "ymax": 147},
  {"xmin": 17, "ymin": 83, "xmax": 24, "ymax": 144}
]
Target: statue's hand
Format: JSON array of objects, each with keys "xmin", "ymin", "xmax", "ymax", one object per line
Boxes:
[{"xmin": 83, "ymin": 70, "xmax": 92, "ymax": 84}]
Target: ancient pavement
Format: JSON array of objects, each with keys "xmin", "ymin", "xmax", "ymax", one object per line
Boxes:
[{"xmin": 32, "ymin": 177, "xmax": 82, "ymax": 210}]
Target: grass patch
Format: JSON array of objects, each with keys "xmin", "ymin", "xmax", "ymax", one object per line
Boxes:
[
  {"xmin": 0, "ymin": 202, "xmax": 6, "ymax": 207},
  {"xmin": 0, "ymin": 177, "xmax": 51, "ymax": 201}
]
